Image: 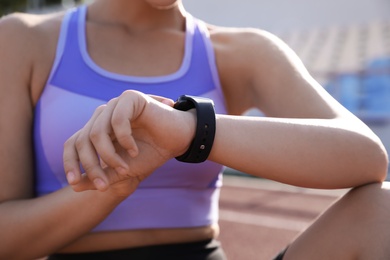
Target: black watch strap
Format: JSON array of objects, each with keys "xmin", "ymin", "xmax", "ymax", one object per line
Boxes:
[{"xmin": 173, "ymin": 95, "xmax": 216, "ymax": 163}]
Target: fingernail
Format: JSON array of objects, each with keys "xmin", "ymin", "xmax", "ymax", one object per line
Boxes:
[
  {"xmin": 115, "ymin": 167, "xmax": 127, "ymax": 175},
  {"xmin": 128, "ymin": 149, "xmax": 137, "ymax": 157},
  {"xmin": 66, "ymin": 172, "xmax": 75, "ymax": 184},
  {"xmin": 93, "ymin": 178, "xmax": 106, "ymax": 191}
]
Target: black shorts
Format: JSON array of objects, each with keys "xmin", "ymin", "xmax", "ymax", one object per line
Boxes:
[{"xmin": 48, "ymin": 239, "xmax": 226, "ymax": 260}]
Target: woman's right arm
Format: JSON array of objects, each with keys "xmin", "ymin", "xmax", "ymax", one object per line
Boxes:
[{"xmin": 0, "ymin": 14, "xmax": 130, "ymax": 259}]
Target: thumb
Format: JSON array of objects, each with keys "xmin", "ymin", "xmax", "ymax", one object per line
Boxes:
[{"xmin": 70, "ymin": 174, "xmax": 98, "ymax": 192}]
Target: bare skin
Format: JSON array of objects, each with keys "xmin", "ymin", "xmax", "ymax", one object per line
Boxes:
[{"xmin": 1, "ymin": 0, "xmax": 390, "ymax": 259}]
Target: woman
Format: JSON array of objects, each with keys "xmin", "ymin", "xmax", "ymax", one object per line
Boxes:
[{"xmin": 1, "ymin": 0, "xmax": 390, "ymax": 259}]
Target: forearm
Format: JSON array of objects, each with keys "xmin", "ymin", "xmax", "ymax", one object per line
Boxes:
[
  {"xmin": 209, "ymin": 115, "xmax": 388, "ymax": 189},
  {"xmin": 0, "ymin": 186, "xmax": 124, "ymax": 259}
]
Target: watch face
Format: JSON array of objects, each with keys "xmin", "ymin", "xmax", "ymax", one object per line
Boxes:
[{"xmin": 174, "ymin": 95, "xmax": 196, "ymax": 111}]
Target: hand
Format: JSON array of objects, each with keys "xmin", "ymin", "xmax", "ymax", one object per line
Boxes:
[{"xmin": 63, "ymin": 90, "xmax": 196, "ymax": 196}]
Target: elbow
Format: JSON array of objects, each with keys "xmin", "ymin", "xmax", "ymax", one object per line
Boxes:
[
  {"xmin": 364, "ymin": 139, "xmax": 389, "ymax": 183},
  {"xmin": 344, "ymin": 128, "xmax": 389, "ymax": 187},
  {"xmin": 375, "ymin": 150, "xmax": 388, "ymax": 182}
]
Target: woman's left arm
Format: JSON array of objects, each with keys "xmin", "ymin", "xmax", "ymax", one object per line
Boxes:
[{"xmin": 209, "ymin": 28, "xmax": 388, "ymax": 189}]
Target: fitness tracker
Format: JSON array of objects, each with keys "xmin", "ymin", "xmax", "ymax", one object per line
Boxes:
[{"xmin": 173, "ymin": 95, "xmax": 216, "ymax": 163}]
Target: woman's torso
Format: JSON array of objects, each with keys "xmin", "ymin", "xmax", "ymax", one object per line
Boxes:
[{"xmin": 29, "ymin": 5, "xmax": 237, "ymax": 252}]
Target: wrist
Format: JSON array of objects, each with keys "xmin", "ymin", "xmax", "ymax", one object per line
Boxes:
[
  {"xmin": 173, "ymin": 95, "xmax": 216, "ymax": 163},
  {"xmin": 175, "ymin": 109, "xmax": 197, "ymax": 156}
]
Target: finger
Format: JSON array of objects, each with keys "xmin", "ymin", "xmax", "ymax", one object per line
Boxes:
[
  {"xmin": 63, "ymin": 131, "xmax": 83, "ymax": 185},
  {"xmin": 100, "ymin": 157, "xmax": 108, "ymax": 168},
  {"xmin": 149, "ymin": 94, "xmax": 175, "ymax": 107},
  {"xmin": 75, "ymin": 135, "xmax": 109, "ymax": 191},
  {"xmin": 74, "ymin": 105, "xmax": 110, "ymax": 191},
  {"xmin": 70, "ymin": 173, "xmax": 97, "ymax": 192},
  {"xmin": 89, "ymin": 98, "xmax": 130, "ymax": 173},
  {"xmin": 110, "ymin": 92, "xmax": 141, "ymax": 157}
]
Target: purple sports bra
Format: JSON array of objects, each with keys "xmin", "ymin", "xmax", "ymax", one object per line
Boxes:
[{"xmin": 33, "ymin": 5, "xmax": 227, "ymax": 231}]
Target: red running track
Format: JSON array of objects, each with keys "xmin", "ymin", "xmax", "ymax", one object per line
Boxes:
[{"xmin": 218, "ymin": 175, "xmax": 349, "ymax": 260}]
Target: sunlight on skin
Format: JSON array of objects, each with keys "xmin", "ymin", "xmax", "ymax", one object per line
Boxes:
[{"xmin": 382, "ymin": 181, "xmax": 390, "ymax": 190}]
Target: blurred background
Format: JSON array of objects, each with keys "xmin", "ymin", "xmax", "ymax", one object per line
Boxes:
[
  {"xmin": 2, "ymin": 1, "xmax": 389, "ymax": 258},
  {"xmin": 1, "ymin": 0, "xmax": 390, "ymax": 178}
]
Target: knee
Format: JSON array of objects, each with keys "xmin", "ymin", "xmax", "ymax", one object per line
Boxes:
[
  {"xmin": 348, "ymin": 181, "xmax": 390, "ymax": 197},
  {"xmin": 345, "ymin": 182, "xmax": 390, "ymax": 259},
  {"xmin": 345, "ymin": 181, "xmax": 390, "ymax": 216}
]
